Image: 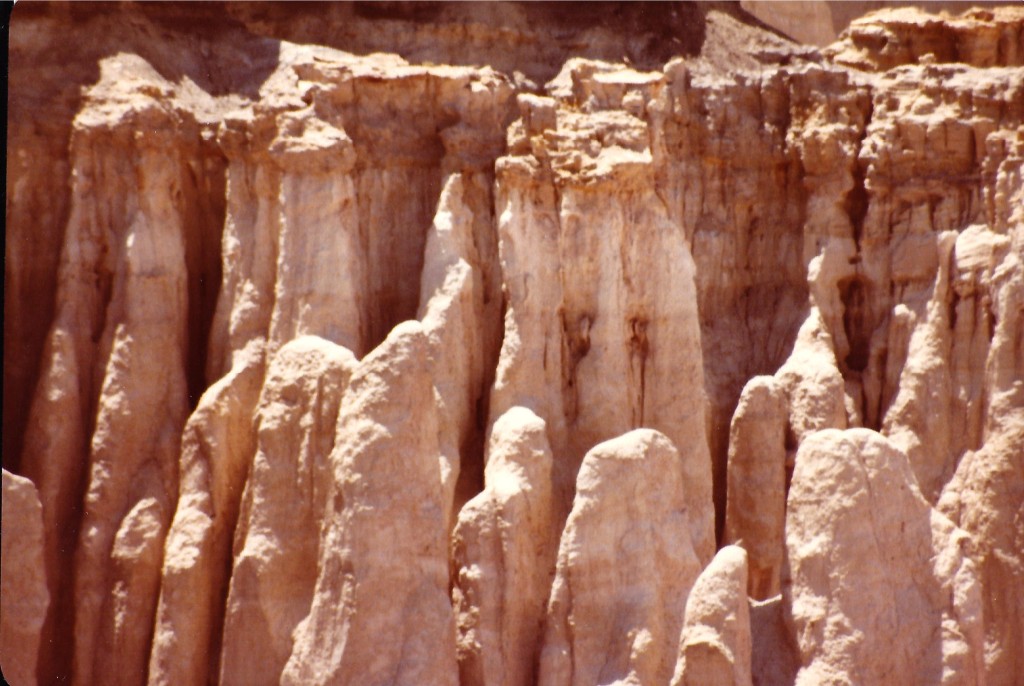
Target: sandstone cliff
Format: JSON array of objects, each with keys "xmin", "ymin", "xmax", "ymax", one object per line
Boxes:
[{"xmin": 4, "ymin": 3, "xmax": 1023, "ymax": 686}]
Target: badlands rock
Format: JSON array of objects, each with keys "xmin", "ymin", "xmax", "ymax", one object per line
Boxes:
[
  {"xmin": 3, "ymin": 4, "xmax": 1024, "ymax": 686},
  {"xmin": 538, "ymin": 430, "xmax": 702, "ymax": 686},
  {"xmin": 280, "ymin": 322, "xmax": 458, "ymax": 686},
  {"xmin": 748, "ymin": 596, "xmax": 800, "ymax": 686},
  {"xmin": 492, "ymin": 82, "xmax": 715, "ymax": 562},
  {"xmin": 148, "ymin": 342, "xmax": 265, "ymax": 686},
  {"xmin": 217, "ymin": 338, "xmax": 356, "ymax": 685},
  {"xmin": 826, "ymin": 6, "xmax": 1024, "ymax": 71},
  {"xmin": 17, "ymin": 55, "xmax": 223, "ymax": 686},
  {"xmin": 723, "ymin": 378, "xmax": 787, "ymax": 600},
  {"xmin": 671, "ymin": 545, "xmax": 753, "ymax": 686},
  {"xmin": 785, "ymin": 429, "xmax": 985, "ymax": 686},
  {"xmin": 1, "ymin": 470, "xmax": 49, "ymax": 686},
  {"xmin": 452, "ymin": 407, "xmax": 556, "ymax": 686},
  {"xmin": 939, "ymin": 426, "xmax": 1024, "ymax": 686}
]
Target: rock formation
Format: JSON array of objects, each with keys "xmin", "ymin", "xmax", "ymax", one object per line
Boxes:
[
  {"xmin": 538, "ymin": 430, "xmax": 702, "ymax": 686},
  {"xmin": 1, "ymin": 470, "xmax": 49, "ymax": 686},
  {"xmin": 671, "ymin": 545, "xmax": 753, "ymax": 686},
  {"xmin": 452, "ymin": 407, "xmax": 556, "ymax": 686},
  {"xmin": 216, "ymin": 338, "xmax": 356, "ymax": 685},
  {"xmin": 3, "ymin": 3, "xmax": 1023, "ymax": 686},
  {"xmin": 281, "ymin": 322, "xmax": 458, "ymax": 686},
  {"xmin": 784, "ymin": 429, "xmax": 985, "ymax": 685}
]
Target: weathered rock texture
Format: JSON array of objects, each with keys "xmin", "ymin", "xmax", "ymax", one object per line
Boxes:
[
  {"xmin": 538, "ymin": 430, "xmax": 702, "ymax": 686},
  {"xmin": 452, "ymin": 406, "xmax": 556, "ymax": 686},
  {"xmin": 4, "ymin": 3, "xmax": 1023, "ymax": 686},
  {"xmin": 1, "ymin": 470, "xmax": 50, "ymax": 686},
  {"xmin": 671, "ymin": 545, "xmax": 752, "ymax": 686},
  {"xmin": 785, "ymin": 429, "xmax": 985, "ymax": 685}
]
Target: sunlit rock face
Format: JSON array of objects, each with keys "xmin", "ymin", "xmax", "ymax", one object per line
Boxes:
[{"xmin": 4, "ymin": 3, "xmax": 1023, "ymax": 685}]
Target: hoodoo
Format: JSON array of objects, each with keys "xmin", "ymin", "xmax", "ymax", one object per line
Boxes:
[{"xmin": 4, "ymin": 3, "xmax": 1023, "ymax": 685}]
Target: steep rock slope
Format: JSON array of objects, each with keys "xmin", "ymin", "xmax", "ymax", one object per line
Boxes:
[{"xmin": 4, "ymin": 4, "xmax": 1023, "ymax": 686}]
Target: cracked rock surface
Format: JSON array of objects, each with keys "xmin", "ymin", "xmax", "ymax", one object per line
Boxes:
[{"xmin": 4, "ymin": 3, "xmax": 1023, "ymax": 685}]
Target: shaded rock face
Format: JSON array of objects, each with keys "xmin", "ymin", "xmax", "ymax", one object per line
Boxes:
[{"xmin": 4, "ymin": 4, "xmax": 1023, "ymax": 686}]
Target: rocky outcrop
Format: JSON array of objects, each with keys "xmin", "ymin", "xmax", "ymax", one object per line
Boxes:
[
  {"xmin": 827, "ymin": 6, "xmax": 1024, "ymax": 71},
  {"xmin": 4, "ymin": 4, "xmax": 1023, "ymax": 686},
  {"xmin": 1, "ymin": 470, "xmax": 50, "ymax": 686},
  {"xmin": 280, "ymin": 322, "xmax": 457, "ymax": 686},
  {"xmin": 216, "ymin": 338, "xmax": 356, "ymax": 685},
  {"xmin": 452, "ymin": 407, "xmax": 556, "ymax": 686},
  {"xmin": 671, "ymin": 545, "xmax": 752, "ymax": 686},
  {"xmin": 785, "ymin": 429, "xmax": 985, "ymax": 685},
  {"xmin": 538, "ymin": 430, "xmax": 702, "ymax": 686},
  {"xmin": 148, "ymin": 342, "xmax": 265, "ymax": 686},
  {"xmin": 13, "ymin": 55, "xmax": 226, "ymax": 685},
  {"xmin": 723, "ymin": 378, "xmax": 787, "ymax": 600},
  {"xmin": 491, "ymin": 78, "xmax": 715, "ymax": 562}
]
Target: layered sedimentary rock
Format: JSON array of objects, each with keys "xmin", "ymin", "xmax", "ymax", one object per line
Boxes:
[
  {"xmin": 15, "ymin": 54, "xmax": 226, "ymax": 685},
  {"xmin": 4, "ymin": 4, "xmax": 1024, "ymax": 686},
  {"xmin": 491, "ymin": 77, "xmax": 715, "ymax": 562}
]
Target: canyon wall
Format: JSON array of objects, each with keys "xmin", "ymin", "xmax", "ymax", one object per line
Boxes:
[{"xmin": 4, "ymin": 3, "xmax": 1023, "ymax": 686}]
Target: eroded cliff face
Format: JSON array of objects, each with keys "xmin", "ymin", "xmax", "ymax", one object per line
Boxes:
[{"xmin": 4, "ymin": 4, "xmax": 1023, "ymax": 686}]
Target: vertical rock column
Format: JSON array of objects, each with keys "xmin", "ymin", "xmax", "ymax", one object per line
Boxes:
[
  {"xmin": 218, "ymin": 338, "xmax": 356, "ymax": 685},
  {"xmin": 492, "ymin": 85, "xmax": 714, "ymax": 561},
  {"xmin": 282, "ymin": 323, "xmax": 458, "ymax": 686},
  {"xmin": 68, "ymin": 104, "xmax": 202, "ymax": 686},
  {"xmin": 15, "ymin": 54, "xmax": 226, "ymax": 686},
  {"xmin": 149, "ymin": 106, "xmax": 282, "ymax": 686},
  {"xmin": 150, "ymin": 102, "xmax": 366, "ymax": 686},
  {"xmin": 723, "ymin": 378, "xmax": 787, "ymax": 600},
  {"xmin": 147, "ymin": 343, "xmax": 265, "ymax": 686},
  {"xmin": 417, "ymin": 173, "xmax": 491, "ymax": 522},
  {"xmin": 938, "ymin": 135, "xmax": 1024, "ymax": 686},
  {"xmin": 538, "ymin": 430, "xmax": 702, "ymax": 686},
  {"xmin": 671, "ymin": 545, "xmax": 753, "ymax": 686},
  {"xmin": 784, "ymin": 429, "xmax": 985, "ymax": 686},
  {"xmin": 1, "ymin": 470, "xmax": 50, "ymax": 686},
  {"xmin": 451, "ymin": 407, "xmax": 556, "ymax": 686}
]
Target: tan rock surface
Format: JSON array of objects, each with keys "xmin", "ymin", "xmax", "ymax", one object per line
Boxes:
[
  {"xmin": 452, "ymin": 407, "xmax": 556, "ymax": 686},
  {"xmin": 217, "ymin": 338, "xmax": 356, "ymax": 685},
  {"xmin": 939, "ymin": 426, "xmax": 1024, "ymax": 686},
  {"xmin": 492, "ymin": 79, "xmax": 715, "ymax": 562},
  {"xmin": 826, "ymin": 6, "xmax": 1024, "ymax": 71},
  {"xmin": 785, "ymin": 429, "xmax": 985, "ymax": 686},
  {"xmin": 671, "ymin": 545, "xmax": 752, "ymax": 686},
  {"xmin": 4, "ymin": 5, "xmax": 1023, "ymax": 686},
  {"xmin": 148, "ymin": 343, "xmax": 265, "ymax": 686},
  {"xmin": 280, "ymin": 322, "xmax": 457, "ymax": 686},
  {"xmin": 538, "ymin": 430, "xmax": 702, "ymax": 686},
  {"xmin": 1, "ymin": 470, "xmax": 49, "ymax": 686},
  {"xmin": 17, "ymin": 55, "xmax": 229, "ymax": 686},
  {"xmin": 723, "ymin": 378, "xmax": 787, "ymax": 600}
]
